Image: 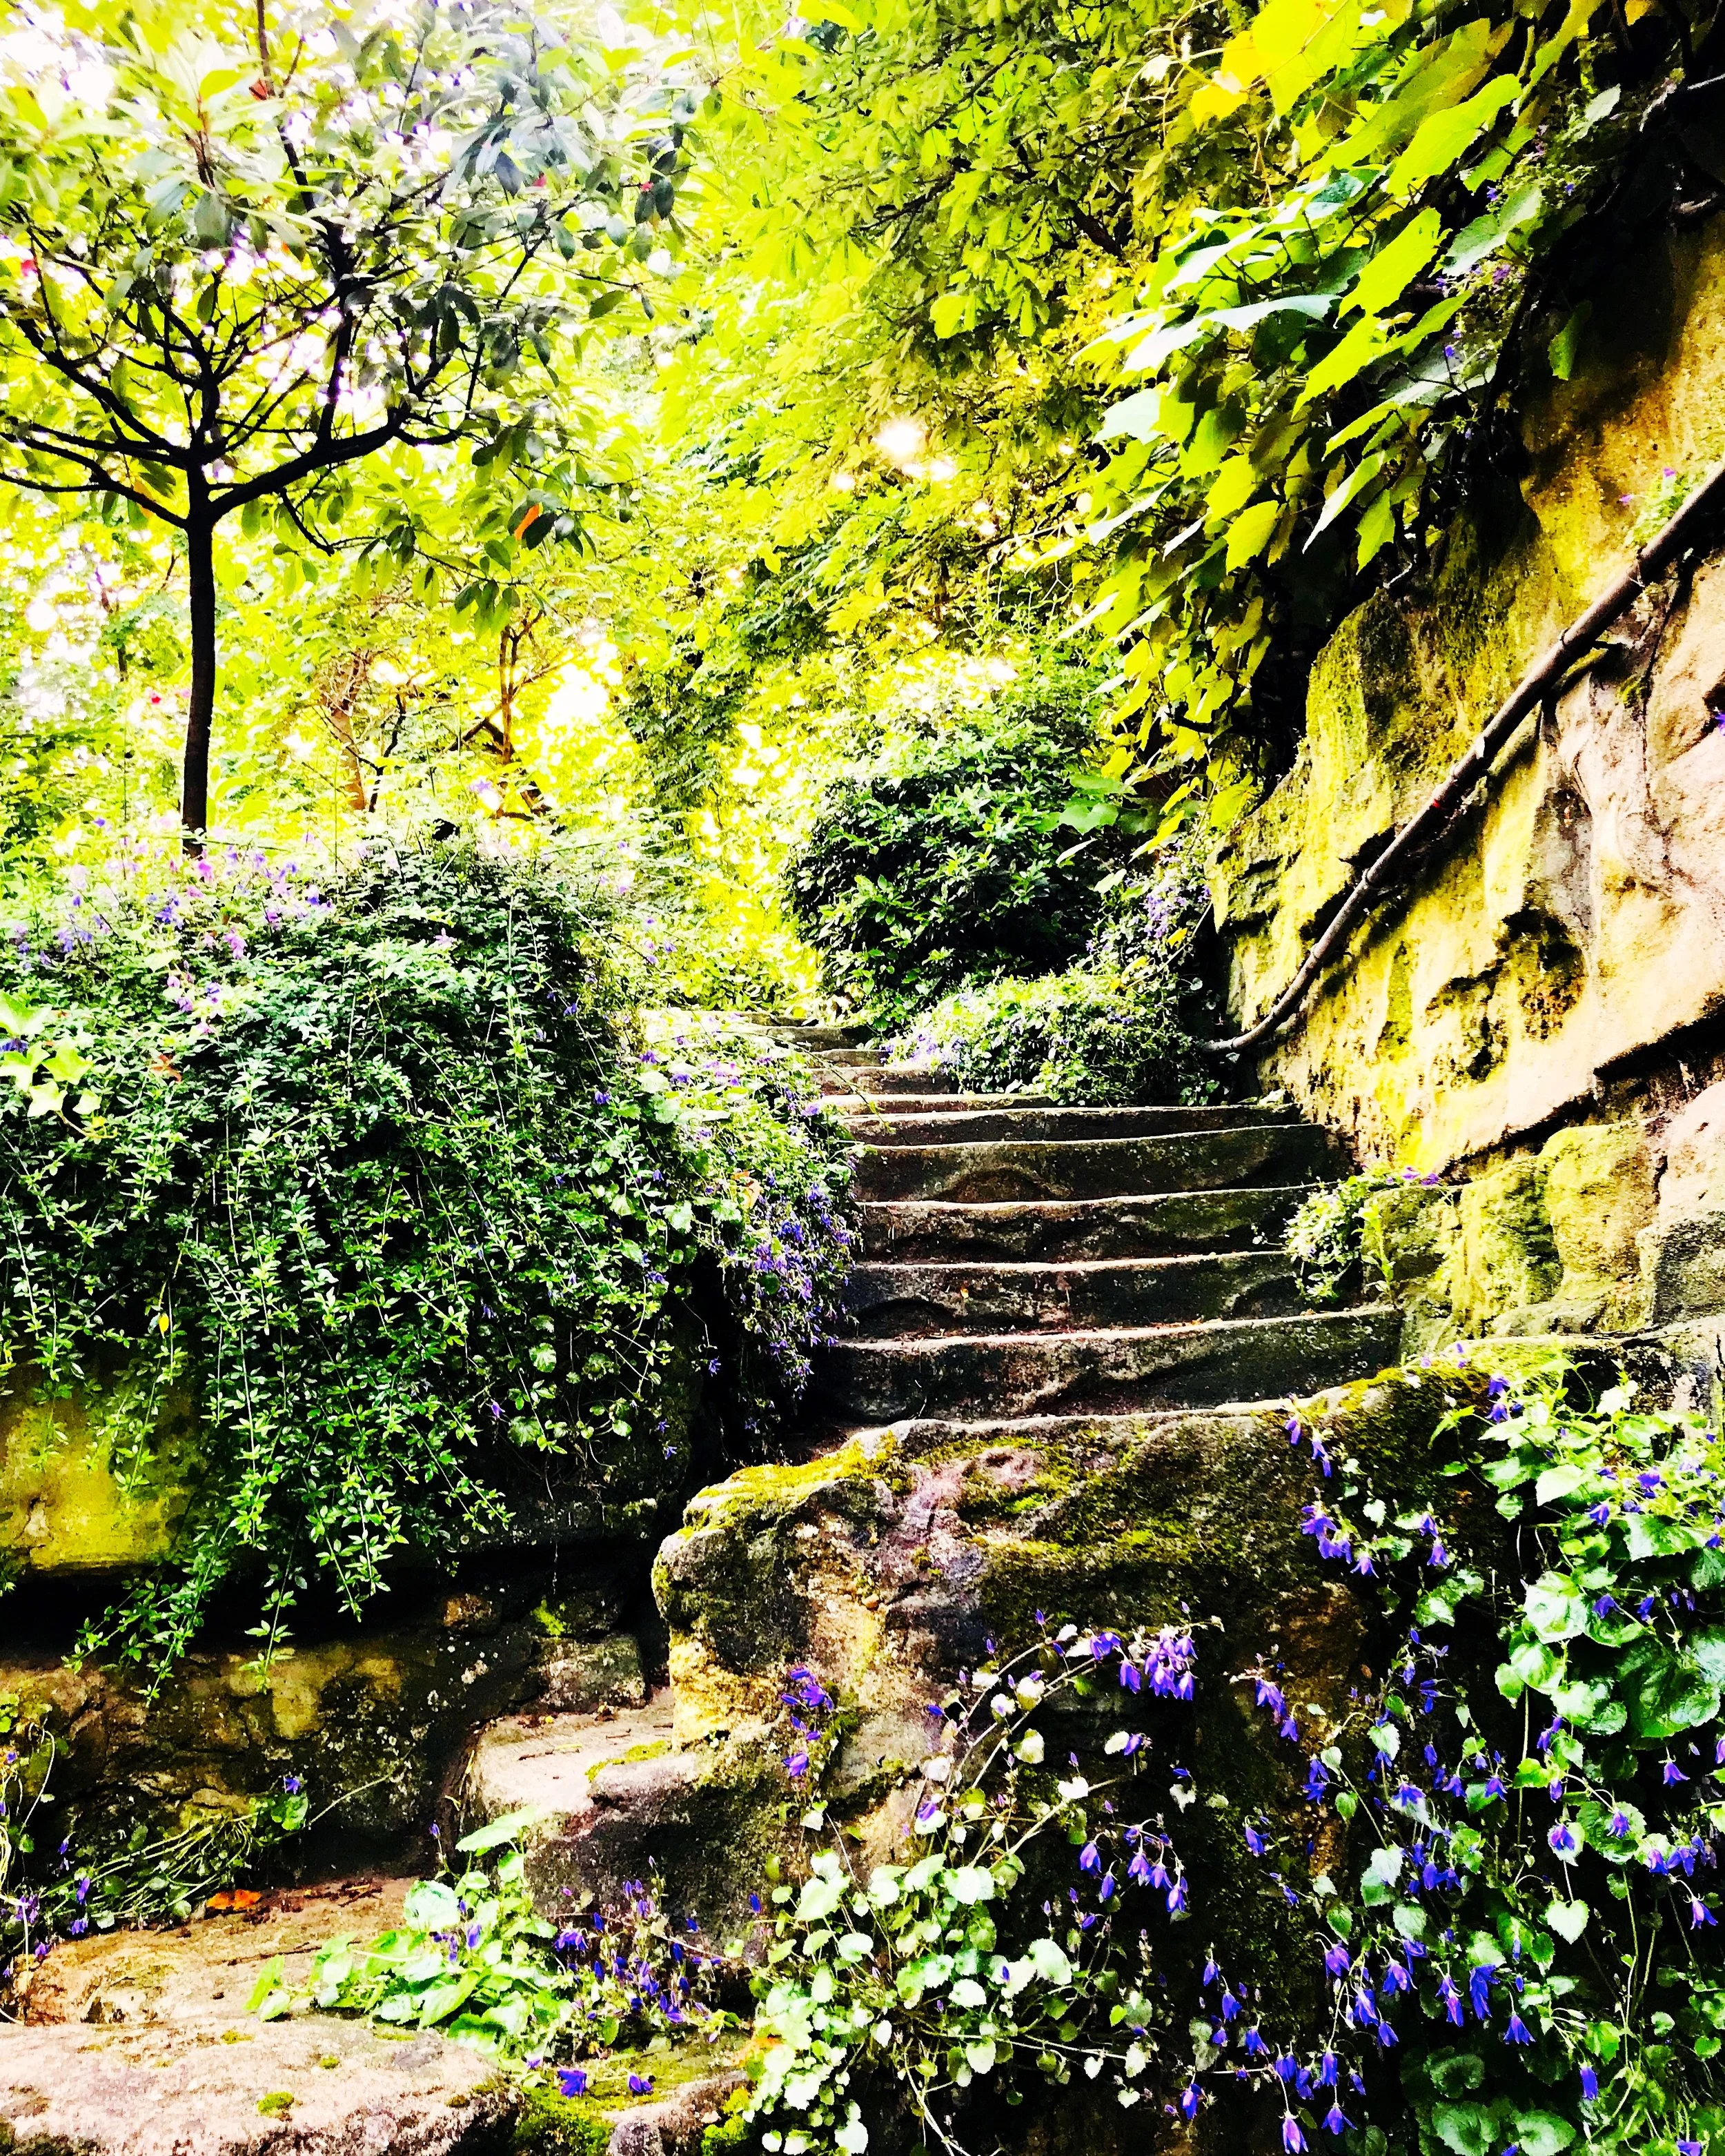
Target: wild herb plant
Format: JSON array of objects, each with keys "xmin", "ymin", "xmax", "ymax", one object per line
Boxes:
[
  {"xmin": 257, "ymin": 1809, "xmax": 729, "ymax": 2066},
  {"xmin": 742, "ymin": 1628, "xmax": 1204, "ymax": 2153},
  {"xmin": 0, "ymin": 842, "xmax": 853, "ymax": 1677},
  {"xmin": 1285, "ymin": 1170, "xmax": 1434, "ymax": 1305}
]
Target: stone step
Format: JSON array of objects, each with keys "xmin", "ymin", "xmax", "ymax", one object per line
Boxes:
[
  {"xmin": 817, "ymin": 1305, "xmax": 1400, "ymax": 1420},
  {"xmin": 825, "ymin": 1089, "xmax": 1058, "ymax": 1114},
  {"xmin": 839, "ymin": 1102, "xmax": 1295, "ymax": 1147},
  {"xmin": 842, "ymin": 1252, "xmax": 1305, "ymax": 1336},
  {"xmin": 826, "ymin": 1063, "xmax": 958, "ymax": 1095},
  {"xmin": 854, "ymin": 1122, "xmax": 1341, "ymax": 1204},
  {"xmin": 764, "ymin": 1022, "xmax": 874, "ymax": 1049},
  {"xmin": 860, "ymin": 1187, "xmax": 1312, "ymax": 1262}
]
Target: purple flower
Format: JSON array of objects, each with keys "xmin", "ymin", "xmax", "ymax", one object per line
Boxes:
[
  {"xmin": 1323, "ymin": 2106, "xmax": 1353, "ymax": 2136},
  {"xmin": 1666, "ymin": 1758, "xmax": 1689, "ymax": 1784},
  {"xmin": 282, "ymin": 1775, "xmax": 302, "ymax": 1794},
  {"xmin": 1692, "ymin": 1897, "xmax": 1718, "ymax": 1928},
  {"xmin": 1548, "ymin": 1819, "xmax": 1577, "ymax": 1859},
  {"xmin": 1180, "ymin": 2086, "xmax": 1201, "ymax": 2121},
  {"xmin": 1078, "ymin": 1841, "xmax": 1101, "ymax": 1873},
  {"xmin": 1506, "ymin": 2012, "xmax": 1532, "ymax": 2044},
  {"xmin": 1580, "ymin": 2067, "xmax": 1599, "ymax": 2102},
  {"xmin": 1245, "ymin": 1821, "xmax": 1267, "ymax": 1857},
  {"xmin": 1283, "ymin": 2117, "xmax": 1307, "ymax": 2153},
  {"xmin": 559, "ymin": 2068, "xmax": 589, "ymax": 2097},
  {"xmin": 627, "ymin": 2073, "xmax": 654, "ymax": 2095}
]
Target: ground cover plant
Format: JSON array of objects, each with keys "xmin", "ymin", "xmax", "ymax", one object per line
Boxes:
[{"xmin": 0, "ymin": 840, "xmax": 853, "ymax": 1677}]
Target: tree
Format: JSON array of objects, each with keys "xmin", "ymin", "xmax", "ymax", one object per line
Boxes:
[{"xmin": 0, "ymin": 0, "xmax": 693, "ymax": 838}]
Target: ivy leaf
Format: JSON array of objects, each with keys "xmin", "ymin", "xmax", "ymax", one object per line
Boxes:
[{"xmin": 1546, "ymin": 1898, "xmax": 1589, "ymax": 1942}]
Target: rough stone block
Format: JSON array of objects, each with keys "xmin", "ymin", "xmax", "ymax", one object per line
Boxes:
[
  {"xmin": 1362, "ymin": 1183, "xmax": 1461, "ymax": 1351},
  {"xmin": 1541, "ymin": 1121, "xmax": 1656, "ymax": 1323},
  {"xmin": 1639, "ymin": 1202, "xmax": 1725, "ymax": 1325},
  {"xmin": 1455, "ymin": 1159, "xmax": 1561, "ymax": 1330},
  {"xmin": 1659, "ymin": 1081, "xmax": 1725, "ymax": 1220}
]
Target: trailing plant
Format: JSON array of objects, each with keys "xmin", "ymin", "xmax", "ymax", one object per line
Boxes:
[
  {"xmin": 1286, "ymin": 1167, "xmax": 1439, "ymax": 1303},
  {"xmin": 0, "ymin": 1700, "xmax": 308, "ymax": 2006},
  {"xmin": 1078, "ymin": 0, "xmax": 1716, "ymax": 802},
  {"xmin": 0, "ymin": 841, "xmax": 854, "ymax": 1677},
  {"xmin": 782, "ymin": 669, "xmax": 1116, "ymax": 1027},
  {"xmin": 257, "ymin": 1810, "xmax": 731, "ymax": 2063},
  {"xmin": 897, "ymin": 854, "xmax": 1220, "ymax": 1105},
  {"xmin": 740, "ymin": 1630, "xmax": 1205, "ymax": 2154}
]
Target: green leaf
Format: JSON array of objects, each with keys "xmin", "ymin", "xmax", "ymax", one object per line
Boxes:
[
  {"xmin": 1546, "ymin": 1898, "xmax": 1589, "ymax": 1942},
  {"xmin": 1387, "ymin": 75, "xmax": 1520, "ymax": 197},
  {"xmin": 1510, "ymin": 2113, "xmax": 1575, "ymax": 2156},
  {"xmin": 455, "ymin": 1806, "xmax": 551, "ymax": 1854},
  {"xmin": 1548, "ymin": 303, "xmax": 1591, "ymax": 381},
  {"xmin": 1343, "ymin": 209, "xmax": 1444, "ymax": 318},
  {"xmin": 246, "ymin": 1956, "xmax": 287, "ymax": 2015},
  {"xmin": 1223, "ymin": 499, "xmax": 1281, "ymax": 570}
]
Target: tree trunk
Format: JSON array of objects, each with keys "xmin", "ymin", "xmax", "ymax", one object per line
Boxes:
[{"xmin": 182, "ymin": 513, "xmax": 216, "ymax": 847}]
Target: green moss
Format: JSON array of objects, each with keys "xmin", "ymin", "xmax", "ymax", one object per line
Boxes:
[{"xmin": 510, "ymin": 2088, "xmax": 612, "ymax": 2156}]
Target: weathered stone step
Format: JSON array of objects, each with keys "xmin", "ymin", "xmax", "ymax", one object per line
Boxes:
[
  {"xmin": 824, "ymin": 1062, "xmax": 957, "ymax": 1095},
  {"xmin": 818, "ymin": 1305, "xmax": 1399, "ymax": 1419},
  {"xmin": 860, "ymin": 1187, "xmax": 1312, "ymax": 1262},
  {"xmin": 855, "ymin": 1122, "xmax": 1341, "ymax": 1203},
  {"xmin": 840, "ymin": 1102, "xmax": 1296, "ymax": 1147},
  {"xmin": 843, "ymin": 1252, "xmax": 1305, "ymax": 1336},
  {"xmin": 758, "ymin": 1022, "xmax": 874, "ymax": 1049},
  {"xmin": 827, "ymin": 1089, "xmax": 1059, "ymax": 1114}
]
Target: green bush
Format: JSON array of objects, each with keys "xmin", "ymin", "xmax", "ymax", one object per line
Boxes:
[
  {"xmin": 782, "ymin": 668, "xmax": 1112, "ymax": 1027},
  {"xmin": 896, "ymin": 858, "xmax": 1220, "ymax": 1105},
  {"xmin": 0, "ymin": 842, "xmax": 853, "ymax": 1674}
]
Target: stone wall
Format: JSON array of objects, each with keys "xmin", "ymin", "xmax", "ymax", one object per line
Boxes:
[
  {"xmin": 1208, "ymin": 214, "xmax": 1725, "ymax": 1341},
  {"xmin": 1210, "ymin": 216, "xmax": 1725, "ymax": 1176}
]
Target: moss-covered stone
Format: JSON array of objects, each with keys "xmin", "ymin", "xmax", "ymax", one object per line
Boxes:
[
  {"xmin": 1455, "ymin": 1159, "xmax": 1561, "ymax": 1332},
  {"xmin": 1541, "ymin": 1122, "xmax": 1655, "ymax": 1325},
  {"xmin": 0, "ymin": 1372, "xmax": 201, "ymax": 1578}
]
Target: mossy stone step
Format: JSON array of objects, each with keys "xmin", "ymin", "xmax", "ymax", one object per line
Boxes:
[
  {"xmin": 839, "ymin": 1102, "xmax": 1298, "ymax": 1147},
  {"xmin": 818, "ymin": 1305, "xmax": 1400, "ymax": 1419},
  {"xmin": 854, "ymin": 1122, "xmax": 1341, "ymax": 1203},
  {"xmin": 843, "ymin": 1251, "xmax": 1305, "ymax": 1335},
  {"xmin": 827, "ymin": 1063, "xmax": 959, "ymax": 1095}
]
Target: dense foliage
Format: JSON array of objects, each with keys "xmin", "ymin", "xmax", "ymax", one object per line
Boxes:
[
  {"xmin": 782, "ymin": 670, "xmax": 1112, "ymax": 1025},
  {"xmin": 740, "ymin": 1357, "xmax": 1725, "ymax": 2156},
  {"xmin": 0, "ymin": 842, "xmax": 852, "ymax": 1674},
  {"xmin": 898, "ymin": 854, "xmax": 1221, "ymax": 1103}
]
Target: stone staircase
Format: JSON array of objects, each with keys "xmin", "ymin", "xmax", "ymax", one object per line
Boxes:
[
  {"xmin": 804, "ymin": 1025, "xmax": 1400, "ymax": 1428},
  {"xmin": 458, "ymin": 1021, "xmax": 1401, "ymax": 1916}
]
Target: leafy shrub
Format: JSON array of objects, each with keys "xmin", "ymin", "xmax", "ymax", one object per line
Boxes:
[
  {"xmin": 782, "ymin": 668, "xmax": 1112, "ymax": 1026},
  {"xmin": 0, "ymin": 842, "xmax": 853, "ymax": 1674},
  {"xmin": 898, "ymin": 856, "xmax": 1220, "ymax": 1105}
]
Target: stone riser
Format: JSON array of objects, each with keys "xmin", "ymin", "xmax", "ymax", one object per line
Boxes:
[
  {"xmin": 838, "ymin": 1102, "xmax": 1296, "ymax": 1147},
  {"xmin": 820, "ymin": 1063, "xmax": 958, "ymax": 1095},
  {"xmin": 842, "ymin": 1252, "xmax": 1305, "ymax": 1335},
  {"xmin": 818, "ymin": 1306, "xmax": 1401, "ymax": 1419},
  {"xmin": 859, "ymin": 1188, "xmax": 1310, "ymax": 1263},
  {"xmin": 854, "ymin": 1123, "xmax": 1341, "ymax": 1203}
]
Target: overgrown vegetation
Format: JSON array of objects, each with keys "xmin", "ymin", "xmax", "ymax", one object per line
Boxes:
[
  {"xmin": 898, "ymin": 854, "xmax": 1221, "ymax": 1104},
  {"xmin": 1285, "ymin": 1169, "xmax": 1436, "ymax": 1303},
  {"xmin": 283, "ymin": 1356, "xmax": 1725, "ymax": 2156},
  {"xmin": 783, "ymin": 669, "xmax": 1116, "ymax": 1029},
  {"xmin": 0, "ymin": 842, "xmax": 851, "ymax": 1675}
]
